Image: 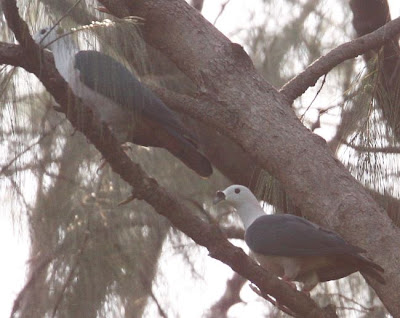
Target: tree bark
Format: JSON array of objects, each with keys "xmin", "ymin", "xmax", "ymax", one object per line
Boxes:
[{"xmin": 97, "ymin": 0, "xmax": 400, "ymax": 315}]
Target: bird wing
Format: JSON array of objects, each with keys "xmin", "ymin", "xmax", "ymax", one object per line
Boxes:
[
  {"xmin": 72, "ymin": 50, "xmax": 212, "ymax": 177},
  {"xmin": 73, "ymin": 50, "xmax": 197, "ymax": 144},
  {"xmin": 245, "ymin": 214, "xmax": 365, "ymax": 257}
]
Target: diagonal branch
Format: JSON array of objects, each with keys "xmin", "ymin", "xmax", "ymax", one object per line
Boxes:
[{"xmin": 280, "ymin": 16, "xmax": 400, "ymax": 102}]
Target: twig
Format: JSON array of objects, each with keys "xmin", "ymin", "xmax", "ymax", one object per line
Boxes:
[
  {"xmin": 11, "ymin": 242, "xmax": 69, "ymax": 317},
  {"xmin": 300, "ymin": 74, "xmax": 327, "ymax": 121},
  {"xmin": 213, "ymin": 0, "xmax": 231, "ymax": 25},
  {"xmin": 0, "ymin": 119, "xmax": 66, "ymax": 176},
  {"xmin": 336, "ymin": 306, "xmax": 370, "ymax": 313},
  {"xmin": 51, "ymin": 232, "xmax": 90, "ymax": 317},
  {"xmin": 149, "ymin": 288, "xmax": 168, "ymax": 318},
  {"xmin": 341, "ymin": 139, "xmax": 400, "ymax": 154},
  {"xmin": 207, "ymin": 273, "xmax": 246, "ymax": 318},
  {"xmin": 8, "ymin": 177, "xmax": 33, "ymax": 212},
  {"xmin": 321, "ymin": 293, "xmax": 376, "ymax": 312},
  {"xmin": 280, "ymin": 16, "xmax": 400, "ymax": 102},
  {"xmin": 39, "ymin": 0, "xmax": 84, "ymax": 47}
]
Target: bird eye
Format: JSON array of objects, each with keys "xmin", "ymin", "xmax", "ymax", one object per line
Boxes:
[
  {"xmin": 234, "ymin": 188, "xmax": 240, "ymax": 194},
  {"xmin": 40, "ymin": 28, "xmax": 47, "ymax": 35}
]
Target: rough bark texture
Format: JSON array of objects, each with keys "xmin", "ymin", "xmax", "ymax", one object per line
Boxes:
[{"xmin": 94, "ymin": 0, "xmax": 400, "ymax": 315}]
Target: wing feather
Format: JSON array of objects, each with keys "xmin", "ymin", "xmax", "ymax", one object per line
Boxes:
[
  {"xmin": 245, "ymin": 214, "xmax": 364, "ymax": 257},
  {"xmin": 73, "ymin": 50, "xmax": 195, "ymax": 142}
]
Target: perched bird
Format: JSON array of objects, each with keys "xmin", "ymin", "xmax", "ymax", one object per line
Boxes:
[
  {"xmin": 214, "ymin": 185, "xmax": 385, "ymax": 293},
  {"xmin": 34, "ymin": 26, "xmax": 212, "ymax": 177}
]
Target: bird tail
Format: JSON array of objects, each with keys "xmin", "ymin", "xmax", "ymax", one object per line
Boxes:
[
  {"xmin": 357, "ymin": 256, "xmax": 385, "ymax": 284},
  {"xmin": 163, "ymin": 130, "xmax": 212, "ymax": 178}
]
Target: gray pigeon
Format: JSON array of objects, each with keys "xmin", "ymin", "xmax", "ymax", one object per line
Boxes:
[
  {"xmin": 214, "ymin": 185, "xmax": 385, "ymax": 292},
  {"xmin": 34, "ymin": 26, "xmax": 212, "ymax": 177}
]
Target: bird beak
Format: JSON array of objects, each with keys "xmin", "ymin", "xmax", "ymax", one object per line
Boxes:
[{"xmin": 213, "ymin": 191, "xmax": 225, "ymax": 205}]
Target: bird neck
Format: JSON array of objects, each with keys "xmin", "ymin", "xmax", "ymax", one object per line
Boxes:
[
  {"xmin": 235, "ymin": 202, "xmax": 265, "ymax": 230},
  {"xmin": 49, "ymin": 37, "xmax": 78, "ymax": 79}
]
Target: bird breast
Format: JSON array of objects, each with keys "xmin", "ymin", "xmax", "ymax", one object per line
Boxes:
[{"xmin": 251, "ymin": 251, "xmax": 333, "ymax": 282}]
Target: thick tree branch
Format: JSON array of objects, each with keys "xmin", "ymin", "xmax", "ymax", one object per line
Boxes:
[
  {"xmin": 0, "ymin": 1, "xmax": 333, "ymax": 317},
  {"xmin": 98, "ymin": 0, "xmax": 400, "ymax": 315},
  {"xmin": 280, "ymin": 16, "xmax": 400, "ymax": 102}
]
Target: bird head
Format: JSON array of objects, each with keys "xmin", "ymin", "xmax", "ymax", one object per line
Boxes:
[
  {"xmin": 34, "ymin": 26, "xmax": 65, "ymax": 50},
  {"xmin": 214, "ymin": 185, "xmax": 264, "ymax": 229},
  {"xmin": 213, "ymin": 185, "xmax": 258, "ymax": 208}
]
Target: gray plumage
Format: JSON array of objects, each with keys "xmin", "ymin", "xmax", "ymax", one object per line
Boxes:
[
  {"xmin": 214, "ymin": 185, "xmax": 385, "ymax": 292},
  {"xmin": 34, "ymin": 27, "xmax": 212, "ymax": 177}
]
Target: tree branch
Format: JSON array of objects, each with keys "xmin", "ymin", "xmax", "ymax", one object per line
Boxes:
[
  {"xmin": 342, "ymin": 140, "xmax": 400, "ymax": 154},
  {"xmin": 280, "ymin": 16, "xmax": 400, "ymax": 102},
  {"xmin": 206, "ymin": 273, "xmax": 246, "ymax": 318}
]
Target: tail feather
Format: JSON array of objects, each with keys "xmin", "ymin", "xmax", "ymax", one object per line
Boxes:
[
  {"xmin": 357, "ymin": 256, "xmax": 385, "ymax": 284},
  {"xmin": 169, "ymin": 142, "xmax": 212, "ymax": 177},
  {"xmin": 162, "ymin": 129, "xmax": 212, "ymax": 177}
]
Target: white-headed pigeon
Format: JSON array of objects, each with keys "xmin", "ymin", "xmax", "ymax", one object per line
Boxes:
[
  {"xmin": 34, "ymin": 26, "xmax": 212, "ymax": 177},
  {"xmin": 214, "ymin": 185, "xmax": 385, "ymax": 292}
]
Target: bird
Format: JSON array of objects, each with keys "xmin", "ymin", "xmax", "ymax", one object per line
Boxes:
[
  {"xmin": 33, "ymin": 26, "xmax": 212, "ymax": 177},
  {"xmin": 214, "ymin": 184, "xmax": 385, "ymax": 293}
]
